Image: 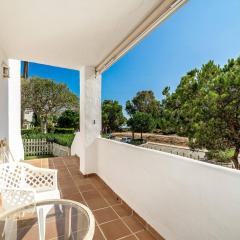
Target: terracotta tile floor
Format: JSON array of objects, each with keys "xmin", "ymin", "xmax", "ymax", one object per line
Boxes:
[{"xmin": 23, "ymin": 157, "xmax": 162, "ymax": 240}]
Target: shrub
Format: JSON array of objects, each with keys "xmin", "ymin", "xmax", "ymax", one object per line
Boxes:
[
  {"xmin": 54, "ymin": 128, "xmax": 75, "ymax": 134},
  {"xmin": 21, "ymin": 128, "xmax": 40, "ymax": 135},
  {"xmin": 206, "ymin": 149, "xmax": 234, "ymax": 162},
  {"xmin": 130, "ymin": 138, "xmax": 146, "ymax": 145},
  {"xmin": 52, "ymin": 134, "xmax": 75, "ymax": 147}
]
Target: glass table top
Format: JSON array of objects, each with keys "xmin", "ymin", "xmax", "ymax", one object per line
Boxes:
[{"xmin": 0, "ymin": 199, "xmax": 95, "ymax": 240}]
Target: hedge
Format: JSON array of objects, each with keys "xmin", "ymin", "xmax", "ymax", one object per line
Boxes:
[
  {"xmin": 22, "ymin": 133, "xmax": 75, "ymax": 147},
  {"xmin": 21, "ymin": 127, "xmax": 40, "ymax": 135},
  {"xmin": 21, "ymin": 128, "xmax": 75, "ymax": 135},
  {"xmin": 54, "ymin": 128, "xmax": 75, "ymax": 134}
]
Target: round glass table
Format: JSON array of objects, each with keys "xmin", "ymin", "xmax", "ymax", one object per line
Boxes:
[{"xmin": 0, "ymin": 199, "xmax": 95, "ymax": 240}]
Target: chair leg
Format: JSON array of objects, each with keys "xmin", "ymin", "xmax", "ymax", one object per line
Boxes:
[
  {"xmin": 37, "ymin": 207, "xmax": 46, "ymax": 240},
  {"xmin": 3, "ymin": 218, "xmax": 17, "ymax": 240},
  {"xmin": 37, "ymin": 204, "xmax": 54, "ymax": 240}
]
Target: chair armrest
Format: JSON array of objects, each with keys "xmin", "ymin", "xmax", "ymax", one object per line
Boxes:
[
  {"xmin": 22, "ymin": 164, "xmax": 58, "ymax": 192},
  {"xmin": 1, "ymin": 188, "xmax": 36, "ymax": 209}
]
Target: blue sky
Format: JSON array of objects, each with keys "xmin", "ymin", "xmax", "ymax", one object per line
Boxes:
[
  {"xmin": 21, "ymin": 0, "xmax": 240, "ymax": 108},
  {"xmin": 21, "ymin": 62, "xmax": 80, "ymax": 96}
]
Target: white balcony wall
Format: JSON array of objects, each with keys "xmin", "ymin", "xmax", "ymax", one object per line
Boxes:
[
  {"xmin": 0, "ymin": 51, "xmax": 24, "ymax": 161},
  {"xmin": 97, "ymin": 138, "xmax": 240, "ymax": 240}
]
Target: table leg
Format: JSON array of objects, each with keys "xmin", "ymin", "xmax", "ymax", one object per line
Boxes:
[{"xmin": 64, "ymin": 206, "xmax": 72, "ymax": 240}]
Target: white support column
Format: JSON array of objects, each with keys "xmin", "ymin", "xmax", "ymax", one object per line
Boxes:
[
  {"xmin": 0, "ymin": 57, "xmax": 24, "ymax": 161},
  {"xmin": 74, "ymin": 66, "xmax": 101, "ymax": 174},
  {"xmin": 0, "ymin": 49, "xmax": 8, "ymax": 141}
]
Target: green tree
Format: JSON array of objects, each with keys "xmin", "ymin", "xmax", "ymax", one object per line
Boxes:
[
  {"xmin": 22, "ymin": 77, "xmax": 79, "ymax": 133},
  {"xmin": 161, "ymin": 61, "xmax": 221, "ymax": 135},
  {"xmin": 102, "ymin": 100, "xmax": 125, "ymax": 133},
  {"xmin": 127, "ymin": 112, "xmax": 155, "ymax": 139},
  {"xmin": 162, "ymin": 58, "xmax": 240, "ymax": 169},
  {"xmin": 188, "ymin": 58, "xmax": 240, "ymax": 169},
  {"xmin": 126, "ymin": 90, "xmax": 161, "ymax": 119},
  {"xmin": 57, "ymin": 110, "xmax": 79, "ymax": 130}
]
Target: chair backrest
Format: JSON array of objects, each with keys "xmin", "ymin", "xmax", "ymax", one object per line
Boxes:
[
  {"xmin": 0, "ymin": 162, "xmax": 56, "ymax": 191},
  {"xmin": 0, "ymin": 162, "xmax": 24, "ymax": 189}
]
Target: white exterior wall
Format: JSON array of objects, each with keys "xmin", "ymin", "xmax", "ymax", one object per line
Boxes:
[
  {"xmin": 71, "ymin": 66, "xmax": 101, "ymax": 174},
  {"xmin": 97, "ymin": 138, "xmax": 240, "ymax": 240},
  {"xmin": 0, "ymin": 54, "xmax": 24, "ymax": 161}
]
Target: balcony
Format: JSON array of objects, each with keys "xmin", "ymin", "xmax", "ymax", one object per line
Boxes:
[
  {"xmin": 1, "ymin": 0, "xmax": 240, "ymax": 239},
  {"xmin": 20, "ymin": 137, "xmax": 240, "ymax": 240},
  {"xmin": 26, "ymin": 156, "xmax": 162, "ymax": 240}
]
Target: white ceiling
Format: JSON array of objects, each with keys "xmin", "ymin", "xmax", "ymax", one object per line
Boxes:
[{"xmin": 0, "ymin": 0, "xmax": 178, "ymax": 70}]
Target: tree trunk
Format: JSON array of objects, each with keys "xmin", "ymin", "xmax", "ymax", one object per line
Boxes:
[
  {"xmin": 23, "ymin": 61, "xmax": 29, "ymax": 79},
  {"xmin": 231, "ymin": 147, "xmax": 239, "ymax": 169},
  {"xmin": 41, "ymin": 120, "xmax": 47, "ymax": 134},
  {"xmin": 132, "ymin": 131, "xmax": 135, "ymax": 140},
  {"xmin": 21, "ymin": 108, "xmax": 25, "ymax": 128},
  {"xmin": 141, "ymin": 131, "xmax": 143, "ymax": 140}
]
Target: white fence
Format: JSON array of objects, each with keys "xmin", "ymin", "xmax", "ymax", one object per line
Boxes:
[
  {"xmin": 23, "ymin": 139, "xmax": 53, "ymax": 156},
  {"xmin": 23, "ymin": 139, "xmax": 70, "ymax": 157}
]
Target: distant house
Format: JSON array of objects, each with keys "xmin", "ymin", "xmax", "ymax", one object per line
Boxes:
[
  {"xmin": 22, "ymin": 108, "xmax": 34, "ymax": 129},
  {"xmin": 119, "ymin": 125, "xmax": 130, "ymax": 132}
]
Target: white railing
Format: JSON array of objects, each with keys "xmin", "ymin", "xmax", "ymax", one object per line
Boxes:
[
  {"xmin": 96, "ymin": 138, "xmax": 240, "ymax": 240},
  {"xmin": 23, "ymin": 139, "xmax": 53, "ymax": 156}
]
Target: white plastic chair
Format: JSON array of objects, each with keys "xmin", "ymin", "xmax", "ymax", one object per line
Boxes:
[{"xmin": 0, "ymin": 162, "xmax": 60, "ymax": 240}]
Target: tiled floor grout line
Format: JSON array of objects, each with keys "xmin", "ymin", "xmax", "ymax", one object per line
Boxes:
[
  {"xmin": 52, "ymin": 157, "xmax": 157, "ymax": 240},
  {"xmin": 74, "ymin": 181, "xmax": 110, "ymax": 240},
  {"xmin": 110, "ymin": 205, "xmax": 138, "ymax": 238},
  {"xmin": 67, "ymin": 163, "xmax": 88, "ymax": 205},
  {"xmin": 94, "ymin": 184, "xmax": 140, "ymax": 240},
  {"xmin": 90, "ymin": 175, "xmax": 154, "ymax": 240},
  {"xmin": 87, "ymin": 180, "xmax": 128, "ymax": 238},
  {"xmin": 86, "ymin": 176, "xmax": 129, "ymax": 240},
  {"xmin": 115, "ymin": 233, "xmax": 134, "ymax": 240},
  {"xmin": 93, "ymin": 205, "xmax": 114, "ymax": 212},
  {"xmin": 96, "ymin": 223, "xmax": 108, "ymax": 240},
  {"xmin": 83, "ymin": 188, "xmax": 109, "ymax": 240},
  {"xmin": 65, "ymin": 159, "xmax": 108, "ymax": 240},
  {"xmin": 81, "ymin": 178, "xmax": 109, "ymax": 240},
  {"xmin": 88, "ymin": 173, "xmax": 157, "ymax": 240},
  {"xmin": 88, "ymin": 174, "xmax": 158, "ymax": 240},
  {"xmin": 97, "ymin": 216, "xmax": 121, "ymax": 226},
  {"xmin": 113, "ymin": 228, "xmax": 146, "ymax": 240}
]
